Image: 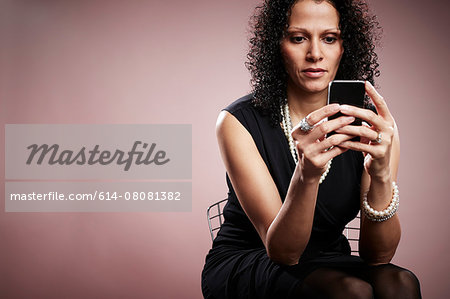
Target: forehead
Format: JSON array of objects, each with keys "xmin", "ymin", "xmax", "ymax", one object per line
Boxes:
[{"xmin": 288, "ymin": 0, "xmax": 340, "ymax": 29}]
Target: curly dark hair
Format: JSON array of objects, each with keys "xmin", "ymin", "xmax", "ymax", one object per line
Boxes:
[{"xmin": 246, "ymin": 0, "xmax": 382, "ymax": 127}]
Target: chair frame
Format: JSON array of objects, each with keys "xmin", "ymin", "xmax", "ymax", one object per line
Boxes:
[
  {"xmin": 207, "ymin": 199, "xmax": 360, "ymax": 255},
  {"xmin": 206, "ymin": 198, "xmax": 228, "ymax": 242}
]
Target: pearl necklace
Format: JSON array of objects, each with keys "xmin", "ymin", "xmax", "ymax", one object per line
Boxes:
[{"xmin": 280, "ymin": 101, "xmax": 332, "ymax": 184}]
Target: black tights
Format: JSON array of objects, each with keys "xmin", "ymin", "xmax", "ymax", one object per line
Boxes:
[{"xmin": 294, "ymin": 264, "xmax": 421, "ymax": 299}]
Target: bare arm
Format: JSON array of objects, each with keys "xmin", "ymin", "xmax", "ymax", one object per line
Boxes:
[
  {"xmin": 358, "ymin": 124, "xmax": 400, "ymax": 264},
  {"xmin": 337, "ymin": 81, "xmax": 401, "ymax": 264}
]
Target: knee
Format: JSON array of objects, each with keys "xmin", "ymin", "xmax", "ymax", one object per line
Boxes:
[
  {"xmin": 390, "ymin": 269, "xmax": 421, "ymax": 293},
  {"xmin": 296, "ymin": 273, "xmax": 374, "ymax": 299},
  {"xmin": 337, "ymin": 276, "xmax": 374, "ymax": 299},
  {"xmin": 399, "ymin": 269, "xmax": 420, "ymax": 287},
  {"xmin": 375, "ymin": 268, "xmax": 421, "ymax": 298}
]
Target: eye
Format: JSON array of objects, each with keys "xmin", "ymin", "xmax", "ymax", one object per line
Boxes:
[
  {"xmin": 323, "ymin": 36, "xmax": 338, "ymax": 44},
  {"xmin": 291, "ymin": 36, "xmax": 306, "ymax": 43}
]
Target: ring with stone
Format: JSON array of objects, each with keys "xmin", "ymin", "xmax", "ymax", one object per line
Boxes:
[
  {"xmin": 373, "ymin": 132, "xmax": 382, "ymax": 144},
  {"xmin": 299, "ymin": 117, "xmax": 314, "ymax": 132}
]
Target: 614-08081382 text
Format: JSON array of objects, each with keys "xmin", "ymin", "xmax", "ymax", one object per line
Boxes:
[{"xmin": 9, "ymin": 191, "xmax": 182, "ymax": 201}]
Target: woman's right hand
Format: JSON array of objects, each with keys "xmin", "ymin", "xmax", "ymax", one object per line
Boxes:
[{"xmin": 291, "ymin": 103, "xmax": 356, "ymax": 183}]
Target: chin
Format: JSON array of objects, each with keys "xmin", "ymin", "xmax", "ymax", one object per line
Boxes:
[{"xmin": 300, "ymin": 80, "xmax": 330, "ymax": 94}]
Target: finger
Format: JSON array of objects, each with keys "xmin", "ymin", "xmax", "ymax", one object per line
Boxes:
[
  {"xmin": 339, "ymin": 104, "xmax": 387, "ymax": 129},
  {"xmin": 302, "ymin": 144, "xmax": 348, "ymax": 168},
  {"xmin": 295, "ymin": 116, "xmax": 355, "ymax": 141},
  {"xmin": 360, "ymin": 136, "xmax": 371, "ymax": 145},
  {"xmin": 335, "ymin": 125, "xmax": 378, "ymax": 141},
  {"xmin": 319, "ymin": 145, "xmax": 348, "ymax": 164},
  {"xmin": 314, "ymin": 133, "xmax": 355, "ymax": 152},
  {"xmin": 361, "ymin": 121, "xmax": 373, "ymax": 144},
  {"xmin": 298, "ymin": 131, "xmax": 353, "ymax": 163},
  {"xmin": 365, "ymin": 81, "xmax": 393, "ymax": 120},
  {"xmin": 305, "ymin": 103, "xmax": 340, "ymax": 125},
  {"xmin": 339, "ymin": 140, "xmax": 384, "ymax": 159}
]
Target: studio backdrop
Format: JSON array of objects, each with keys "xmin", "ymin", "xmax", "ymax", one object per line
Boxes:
[{"xmin": 1, "ymin": 0, "xmax": 449, "ymax": 298}]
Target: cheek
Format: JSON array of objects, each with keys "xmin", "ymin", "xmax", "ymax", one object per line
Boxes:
[
  {"xmin": 330, "ymin": 48, "xmax": 344, "ymax": 69},
  {"xmin": 336, "ymin": 44, "xmax": 344, "ymax": 65},
  {"xmin": 280, "ymin": 45, "xmax": 289, "ymax": 64},
  {"xmin": 280, "ymin": 47, "xmax": 298, "ymax": 73}
]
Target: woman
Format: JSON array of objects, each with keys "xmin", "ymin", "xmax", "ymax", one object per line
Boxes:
[{"xmin": 202, "ymin": 0, "xmax": 421, "ymax": 298}]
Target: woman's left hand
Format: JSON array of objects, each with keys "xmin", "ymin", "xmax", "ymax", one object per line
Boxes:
[{"xmin": 334, "ymin": 81, "xmax": 396, "ymax": 180}]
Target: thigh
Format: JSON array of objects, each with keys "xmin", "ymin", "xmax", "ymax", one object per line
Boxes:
[
  {"xmin": 202, "ymin": 247, "xmax": 301, "ymax": 299},
  {"xmin": 296, "ymin": 267, "xmax": 374, "ymax": 299}
]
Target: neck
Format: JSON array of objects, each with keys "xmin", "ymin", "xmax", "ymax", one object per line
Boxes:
[{"xmin": 285, "ymin": 80, "xmax": 328, "ymax": 125}]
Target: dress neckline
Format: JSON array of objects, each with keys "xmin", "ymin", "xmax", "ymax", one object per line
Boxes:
[{"xmin": 277, "ymin": 122, "xmax": 297, "ymax": 171}]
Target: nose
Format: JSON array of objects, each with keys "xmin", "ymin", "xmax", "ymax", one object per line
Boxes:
[{"xmin": 306, "ymin": 38, "xmax": 323, "ymax": 62}]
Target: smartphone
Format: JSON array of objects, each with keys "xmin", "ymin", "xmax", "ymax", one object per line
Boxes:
[{"xmin": 327, "ymin": 80, "xmax": 366, "ymax": 139}]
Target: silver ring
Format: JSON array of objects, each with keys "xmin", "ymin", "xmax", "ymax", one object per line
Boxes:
[
  {"xmin": 373, "ymin": 132, "xmax": 382, "ymax": 144},
  {"xmin": 325, "ymin": 146, "xmax": 334, "ymax": 152},
  {"xmin": 299, "ymin": 117, "xmax": 314, "ymax": 132}
]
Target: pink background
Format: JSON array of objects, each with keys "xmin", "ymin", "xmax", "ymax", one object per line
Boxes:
[{"xmin": 1, "ymin": 0, "xmax": 449, "ymax": 298}]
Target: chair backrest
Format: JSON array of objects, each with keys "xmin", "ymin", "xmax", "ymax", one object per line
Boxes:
[
  {"xmin": 207, "ymin": 199, "xmax": 360, "ymax": 255},
  {"xmin": 206, "ymin": 199, "xmax": 228, "ymax": 241},
  {"xmin": 345, "ymin": 214, "xmax": 361, "ymax": 255}
]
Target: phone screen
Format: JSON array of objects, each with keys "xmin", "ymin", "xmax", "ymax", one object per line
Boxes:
[
  {"xmin": 327, "ymin": 80, "xmax": 365, "ymax": 125},
  {"xmin": 327, "ymin": 80, "xmax": 365, "ymax": 139}
]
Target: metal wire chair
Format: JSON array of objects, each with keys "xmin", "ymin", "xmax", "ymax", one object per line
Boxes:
[
  {"xmin": 345, "ymin": 213, "xmax": 361, "ymax": 255},
  {"xmin": 207, "ymin": 199, "xmax": 361, "ymax": 255},
  {"xmin": 207, "ymin": 198, "xmax": 228, "ymax": 241}
]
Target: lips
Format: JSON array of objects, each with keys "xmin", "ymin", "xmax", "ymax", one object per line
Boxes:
[{"xmin": 302, "ymin": 68, "xmax": 327, "ymax": 78}]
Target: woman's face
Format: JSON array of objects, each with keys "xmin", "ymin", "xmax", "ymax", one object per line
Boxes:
[{"xmin": 280, "ymin": 0, "xmax": 343, "ymax": 95}]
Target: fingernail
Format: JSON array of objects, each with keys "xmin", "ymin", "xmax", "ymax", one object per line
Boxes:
[
  {"xmin": 346, "ymin": 116, "xmax": 355, "ymax": 122},
  {"xmin": 340, "ymin": 105, "xmax": 350, "ymax": 112},
  {"xmin": 330, "ymin": 103, "xmax": 340, "ymax": 110}
]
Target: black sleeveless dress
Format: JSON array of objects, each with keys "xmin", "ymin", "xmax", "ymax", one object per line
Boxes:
[{"xmin": 202, "ymin": 94, "xmax": 366, "ymax": 299}]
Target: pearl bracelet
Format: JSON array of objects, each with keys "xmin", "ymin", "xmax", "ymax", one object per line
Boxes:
[{"xmin": 362, "ymin": 181, "xmax": 399, "ymax": 222}]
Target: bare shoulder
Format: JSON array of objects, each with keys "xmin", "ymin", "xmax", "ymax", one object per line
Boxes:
[
  {"xmin": 216, "ymin": 110, "xmax": 254, "ymax": 155},
  {"xmin": 215, "ymin": 110, "xmax": 264, "ymax": 183},
  {"xmin": 216, "ymin": 110, "xmax": 248, "ymax": 143}
]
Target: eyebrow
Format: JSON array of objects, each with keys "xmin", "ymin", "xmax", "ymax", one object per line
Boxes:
[{"xmin": 286, "ymin": 26, "xmax": 341, "ymax": 33}]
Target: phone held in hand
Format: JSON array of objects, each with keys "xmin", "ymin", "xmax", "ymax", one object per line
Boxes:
[{"xmin": 327, "ymin": 80, "xmax": 366, "ymax": 139}]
